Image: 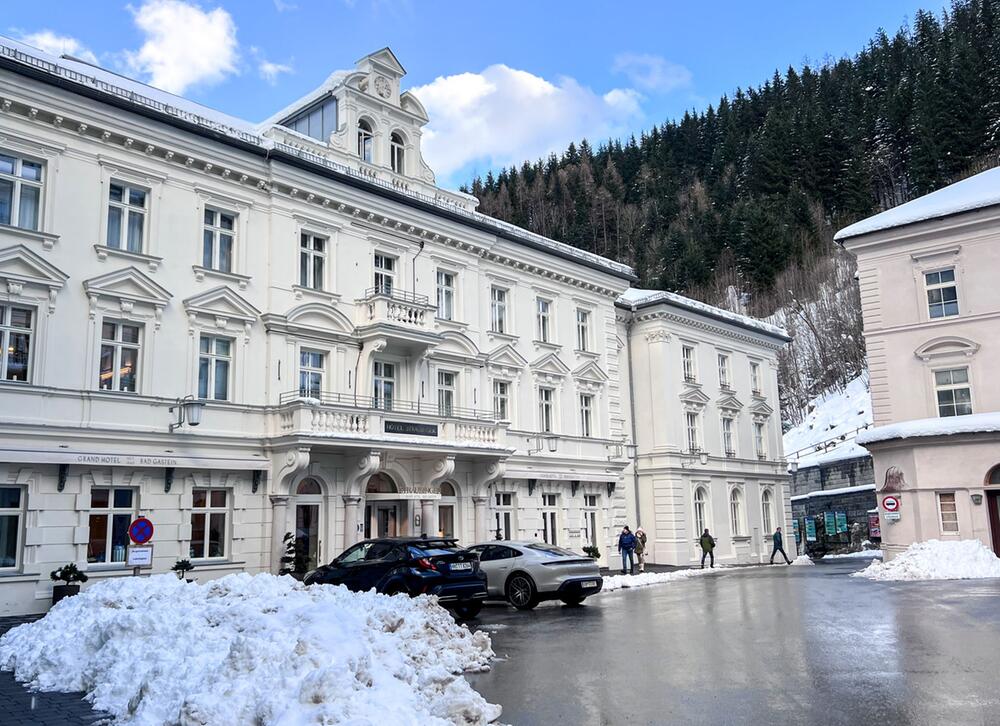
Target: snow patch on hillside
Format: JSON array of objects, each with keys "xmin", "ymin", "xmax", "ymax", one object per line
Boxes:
[
  {"xmin": 0, "ymin": 574, "xmax": 500, "ymax": 725},
  {"xmin": 783, "ymin": 374, "xmax": 872, "ymax": 468},
  {"xmin": 852, "ymin": 539, "xmax": 1000, "ymax": 581}
]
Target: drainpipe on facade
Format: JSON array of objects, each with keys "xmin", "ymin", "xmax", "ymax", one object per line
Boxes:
[{"xmin": 626, "ymin": 310, "xmax": 642, "ymax": 528}]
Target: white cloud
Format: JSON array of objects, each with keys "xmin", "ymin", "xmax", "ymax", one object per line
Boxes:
[
  {"xmin": 15, "ymin": 30, "xmax": 98, "ymax": 65},
  {"xmin": 272, "ymin": 0, "xmax": 297, "ymax": 10},
  {"xmin": 612, "ymin": 53, "xmax": 692, "ymax": 93},
  {"xmin": 124, "ymin": 0, "xmax": 239, "ymax": 94},
  {"xmin": 411, "ymin": 64, "xmax": 643, "ymax": 185},
  {"xmin": 257, "ymin": 58, "xmax": 293, "ymax": 84}
]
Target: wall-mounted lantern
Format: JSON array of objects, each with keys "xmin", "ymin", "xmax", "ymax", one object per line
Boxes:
[{"xmin": 169, "ymin": 395, "xmax": 206, "ymax": 432}]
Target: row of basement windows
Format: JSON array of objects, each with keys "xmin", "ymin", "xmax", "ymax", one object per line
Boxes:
[
  {"xmin": 4, "ymin": 152, "xmax": 598, "ymax": 350},
  {"xmin": 682, "ymin": 344, "xmax": 765, "ymax": 396},
  {"xmin": 0, "ymin": 485, "xmax": 227, "ymax": 571},
  {"xmin": 684, "ymin": 410, "xmax": 770, "ymax": 461}
]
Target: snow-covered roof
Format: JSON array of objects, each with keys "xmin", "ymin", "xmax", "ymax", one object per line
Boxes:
[
  {"xmin": 784, "ymin": 375, "xmax": 873, "ymax": 469},
  {"xmin": 0, "ymin": 35, "xmax": 635, "ymax": 281},
  {"xmin": 618, "ymin": 288, "xmax": 789, "ymax": 341},
  {"xmin": 836, "ymin": 166, "xmax": 1000, "ymax": 241},
  {"xmin": 857, "ymin": 411, "xmax": 1000, "ymax": 445},
  {"xmin": 790, "ymin": 483, "xmax": 875, "ymax": 502}
]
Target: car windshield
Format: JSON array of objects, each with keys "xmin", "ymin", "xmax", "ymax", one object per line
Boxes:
[{"xmin": 525, "ymin": 543, "xmax": 580, "ymax": 557}]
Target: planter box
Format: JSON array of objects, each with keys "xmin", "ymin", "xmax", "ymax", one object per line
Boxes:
[{"xmin": 51, "ymin": 583, "xmax": 80, "ymax": 605}]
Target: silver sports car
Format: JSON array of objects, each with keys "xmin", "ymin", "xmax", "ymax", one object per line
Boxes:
[{"xmin": 466, "ymin": 541, "xmax": 603, "ymax": 609}]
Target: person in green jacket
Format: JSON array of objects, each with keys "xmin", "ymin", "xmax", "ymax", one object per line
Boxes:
[{"xmin": 699, "ymin": 528, "xmax": 716, "ymax": 568}]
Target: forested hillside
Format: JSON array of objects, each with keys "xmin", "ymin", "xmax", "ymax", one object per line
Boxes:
[{"xmin": 465, "ymin": 0, "xmax": 1000, "ymax": 421}]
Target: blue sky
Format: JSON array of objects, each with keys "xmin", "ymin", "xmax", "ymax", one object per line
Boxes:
[{"xmin": 5, "ymin": 0, "xmax": 934, "ymax": 189}]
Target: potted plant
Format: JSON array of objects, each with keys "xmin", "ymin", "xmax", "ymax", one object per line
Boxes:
[
  {"xmin": 582, "ymin": 545, "xmax": 601, "ymax": 560},
  {"xmin": 50, "ymin": 563, "xmax": 88, "ymax": 605},
  {"xmin": 278, "ymin": 532, "xmax": 297, "ymax": 576},
  {"xmin": 171, "ymin": 559, "xmax": 195, "ymax": 582}
]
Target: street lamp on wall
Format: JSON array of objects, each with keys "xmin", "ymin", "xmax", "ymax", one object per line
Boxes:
[
  {"xmin": 681, "ymin": 450, "xmax": 710, "ymax": 468},
  {"xmin": 169, "ymin": 395, "xmax": 206, "ymax": 432},
  {"xmin": 527, "ymin": 435, "xmax": 558, "ymax": 454},
  {"xmin": 788, "ymin": 460, "xmax": 799, "ymax": 474},
  {"xmin": 607, "ymin": 440, "xmax": 638, "ymax": 461}
]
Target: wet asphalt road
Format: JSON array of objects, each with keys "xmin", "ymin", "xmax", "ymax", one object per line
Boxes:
[{"xmin": 467, "ymin": 558, "xmax": 1000, "ymax": 726}]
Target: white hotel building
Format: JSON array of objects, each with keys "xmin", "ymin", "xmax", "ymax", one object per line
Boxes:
[{"xmin": 0, "ymin": 42, "xmax": 790, "ymax": 614}]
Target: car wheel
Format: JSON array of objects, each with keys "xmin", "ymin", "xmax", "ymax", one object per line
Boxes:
[
  {"xmin": 560, "ymin": 596, "xmax": 585, "ymax": 606},
  {"xmin": 452, "ymin": 602, "xmax": 482, "ymax": 620},
  {"xmin": 506, "ymin": 573, "xmax": 539, "ymax": 610},
  {"xmin": 382, "ymin": 582, "xmax": 408, "ymax": 597}
]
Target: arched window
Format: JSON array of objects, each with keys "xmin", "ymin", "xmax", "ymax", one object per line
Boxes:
[
  {"xmin": 390, "ymin": 132, "xmax": 405, "ymax": 174},
  {"xmin": 693, "ymin": 487, "xmax": 708, "ymax": 535},
  {"xmin": 440, "ymin": 481, "xmax": 456, "ymax": 497},
  {"xmin": 365, "ymin": 473, "xmax": 396, "ymax": 494},
  {"xmin": 357, "ymin": 119, "xmax": 374, "ymax": 163},
  {"xmin": 989, "ymin": 466, "xmax": 1000, "ymax": 485},
  {"xmin": 761, "ymin": 489, "xmax": 773, "ymax": 534},
  {"xmin": 730, "ymin": 488, "xmax": 744, "ymax": 535},
  {"xmin": 296, "ymin": 478, "xmax": 321, "ymax": 496}
]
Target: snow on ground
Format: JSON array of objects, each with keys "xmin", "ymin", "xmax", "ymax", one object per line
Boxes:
[
  {"xmin": 823, "ymin": 550, "xmax": 884, "ymax": 560},
  {"xmin": 601, "ymin": 568, "xmax": 717, "ymax": 591},
  {"xmin": 852, "ymin": 540, "xmax": 1000, "ymax": 581},
  {"xmin": 0, "ymin": 573, "xmax": 500, "ymax": 725},
  {"xmin": 835, "ymin": 166, "xmax": 1000, "ymax": 240},
  {"xmin": 857, "ymin": 411, "xmax": 1000, "ymax": 445},
  {"xmin": 790, "ymin": 555, "xmax": 815, "ymax": 566},
  {"xmin": 783, "ymin": 374, "xmax": 872, "ymax": 468}
]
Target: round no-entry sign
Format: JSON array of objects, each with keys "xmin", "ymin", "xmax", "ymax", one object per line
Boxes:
[
  {"xmin": 128, "ymin": 517, "xmax": 154, "ymax": 544},
  {"xmin": 882, "ymin": 495, "xmax": 900, "ymax": 512}
]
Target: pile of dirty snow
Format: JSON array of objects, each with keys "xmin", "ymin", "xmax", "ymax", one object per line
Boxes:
[
  {"xmin": 823, "ymin": 550, "xmax": 884, "ymax": 560},
  {"xmin": 602, "ymin": 569, "xmax": 714, "ymax": 591},
  {"xmin": 852, "ymin": 540, "xmax": 1000, "ymax": 581},
  {"xmin": 0, "ymin": 573, "xmax": 499, "ymax": 725},
  {"xmin": 790, "ymin": 555, "xmax": 815, "ymax": 566}
]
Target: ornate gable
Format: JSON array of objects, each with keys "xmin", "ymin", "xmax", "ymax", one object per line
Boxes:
[
  {"xmin": 679, "ymin": 385, "xmax": 711, "ymax": 412},
  {"xmin": 284, "ymin": 302, "xmax": 354, "ymax": 337},
  {"xmin": 0, "ymin": 244, "xmax": 68, "ymax": 312},
  {"xmin": 572, "ymin": 360, "xmax": 609, "ymax": 384},
  {"xmin": 83, "ymin": 266, "xmax": 171, "ymax": 324},
  {"xmin": 914, "ymin": 336, "xmax": 980, "ymax": 362},
  {"xmin": 530, "ymin": 352, "xmax": 571, "ymax": 382},
  {"xmin": 432, "ymin": 331, "xmax": 485, "ymax": 366},
  {"xmin": 717, "ymin": 393, "xmax": 745, "ymax": 413},
  {"xmin": 183, "ymin": 286, "xmax": 260, "ymax": 323},
  {"xmin": 749, "ymin": 399, "xmax": 774, "ymax": 421},
  {"xmin": 487, "ymin": 344, "xmax": 529, "ymax": 376}
]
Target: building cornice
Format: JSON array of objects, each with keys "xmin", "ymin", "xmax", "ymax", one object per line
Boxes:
[{"xmin": 633, "ymin": 309, "xmax": 786, "ymax": 351}]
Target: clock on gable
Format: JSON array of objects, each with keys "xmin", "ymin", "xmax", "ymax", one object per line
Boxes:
[{"xmin": 375, "ymin": 76, "xmax": 391, "ymax": 99}]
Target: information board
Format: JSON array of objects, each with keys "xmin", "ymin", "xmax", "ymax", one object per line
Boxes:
[
  {"xmin": 805, "ymin": 517, "xmax": 817, "ymax": 542},
  {"xmin": 835, "ymin": 511, "xmax": 848, "ymax": 533},
  {"xmin": 824, "ymin": 512, "xmax": 836, "ymax": 534}
]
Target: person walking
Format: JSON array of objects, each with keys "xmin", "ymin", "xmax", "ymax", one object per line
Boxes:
[
  {"xmin": 634, "ymin": 527, "xmax": 648, "ymax": 573},
  {"xmin": 618, "ymin": 525, "xmax": 637, "ymax": 575},
  {"xmin": 770, "ymin": 526, "xmax": 792, "ymax": 565},
  {"xmin": 699, "ymin": 528, "xmax": 716, "ymax": 568}
]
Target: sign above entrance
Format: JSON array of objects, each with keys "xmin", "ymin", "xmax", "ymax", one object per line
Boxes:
[{"xmin": 384, "ymin": 421, "xmax": 438, "ymax": 437}]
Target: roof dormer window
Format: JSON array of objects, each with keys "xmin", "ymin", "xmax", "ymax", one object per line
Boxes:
[
  {"xmin": 358, "ymin": 119, "xmax": 374, "ymax": 163},
  {"xmin": 281, "ymin": 95, "xmax": 337, "ymax": 143},
  {"xmin": 390, "ymin": 132, "xmax": 405, "ymax": 174}
]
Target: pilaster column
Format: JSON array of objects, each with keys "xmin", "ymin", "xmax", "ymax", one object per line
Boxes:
[
  {"xmin": 420, "ymin": 499, "xmax": 435, "ymax": 537},
  {"xmin": 269, "ymin": 495, "xmax": 290, "ymax": 574},
  {"xmin": 342, "ymin": 495, "xmax": 362, "ymax": 547},
  {"xmin": 472, "ymin": 495, "xmax": 488, "ymax": 543}
]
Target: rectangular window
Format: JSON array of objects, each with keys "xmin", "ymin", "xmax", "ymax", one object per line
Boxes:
[
  {"xmin": 490, "ymin": 286, "xmax": 508, "ymax": 334},
  {"xmin": 198, "ymin": 335, "xmax": 231, "ymax": 401},
  {"xmin": 493, "ymin": 380, "xmax": 510, "ymax": 421},
  {"xmin": 538, "ymin": 387, "xmax": 555, "ymax": 433},
  {"xmin": 686, "ymin": 412, "xmax": 701, "ymax": 452},
  {"xmin": 494, "ymin": 492, "xmax": 514, "ymax": 540},
  {"xmin": 536, "ymin": 298, "xmax": 551, "ymax": 343},
  {"xmin": 754, "ymin": 422, "xmax": 767, "ymax": 459},
  {"xmin": 576, "ymin": 309, "xmax": 590, "ymax": 351},
  {"xmin": 299, "ymin": 350, "xmax": 324, "ymax": 398},
  {"xmin": 0, "ymin": 151, "xmax": 43, "ymax": 231},
  {"xmin": 202, "ymin": 208, "xmax": 236, "ymax": 272},
  {"xmin": 935, "ymin": 368, "xmax": 973, "ymax": 417},
  {"xmin": 682, "ymin": 345, "xmax": 697, "ymax": 383},
  {"xmin": 87, "ymin": 487, "xmax": 134, "ymax": 564},
  {"xmin": 937, "ymin": 492, "xmax": 959, "ymax": 534},
  {"xmin": 925, "ymin": 269, "xmax": 959, "ymax": 319},
  {"xmin": 718, "ymin": 353, "xmax": 731, "ymax": 390},
  {"xmin": 374, "ymin": 253, "xmax": 395, "ymax": 295},
  {"xmin": 190, "ymin": 488, "xmax": 228, "ymax": 559},
  {"xmin": 0, "ymin": 304, "xmax": 32, "ymax": 383},
  {"xmin": 580, "ymin": 393, "xmax": 594, "ymax": 437},
  {"xmin": 541, "ymin": 493, "xmax": 558, "ymax": 545},
  {"xmin": 437, "ymin": 370, "xmax": 456, "ymax": 417},
  {"xmin": 373, "ymin": 360, "xmax": 395, "ymax": 410},
  {"xmin": 99, "ymin": 321, "xmax": 141, "ymax": 392},
  {"xmin": 299, "ymin": 233, "xmax": 326, "ymax": 290},
  {"xmin": 750, "ymin": 362, "xmax": 762, "ymax": 395},
  {"xmin": 106, "ymin": 181, "xmax": 147, "ymax": 253},
  {"xmin": 436, "ymin": 270, "xmax": 455, "ymax": 320},
  {"xmin": 722, "ymin": 417, "xmax": 736, "ymax": 457},
  {"xmin": 582, "ymin": 494, "xmax": 599, "ymax": 546},
  {"xmin": 0, "ymin": 486, "xmax": 24, "ymax": 570}
]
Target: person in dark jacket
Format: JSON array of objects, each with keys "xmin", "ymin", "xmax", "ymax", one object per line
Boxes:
[
  {"xmin": 770, "ymin": 527, "xmax": 792, "ymax": 565},
  {"xmin": 618, "ymin": 526, "xmax": 637, "ymax": 575},
  {"xmin": 699, "ymin": 529, "xmax": 716, "ymax": 568}
]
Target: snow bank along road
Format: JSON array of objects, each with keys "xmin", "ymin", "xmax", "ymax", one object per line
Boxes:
[{"xmin": 0, "ymin": 574, "xmax": 500, "ymax": 725}]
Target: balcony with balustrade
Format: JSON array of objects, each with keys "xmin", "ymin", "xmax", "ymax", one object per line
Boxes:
[{"xmin": 354, "ymin": 287, "xmax": 441, "ymax": 354}]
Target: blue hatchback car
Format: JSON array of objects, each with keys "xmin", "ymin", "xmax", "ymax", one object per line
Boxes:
[{"xmin": 303, "ymin": 537, "xmax": 488, "ymax": 619}]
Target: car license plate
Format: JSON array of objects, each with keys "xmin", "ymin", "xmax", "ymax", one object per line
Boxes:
[
  {"xmin": 450, "ymin": 562, "xmax": 472, "ymax": 570},
  {"xmin": 581, "ymin": 580, "xmax": 598, "ymax": 588}
]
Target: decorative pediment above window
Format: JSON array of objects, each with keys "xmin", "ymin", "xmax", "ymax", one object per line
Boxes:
[
  {"xmin": 530, "ymin": 352, "xmax": 571, "ymax": 383},
  {"xmin": 914, "ymin": 336, "xmax": 980, "ymax": 362},
  {"xmin": 679, "ymin": 386, "xmax": 711, "ymax": 412},
  {"xmin": 572, "ymin": 360, "xmax": 609, "ymax": 385},
  {"xmin": 487, "ymin": 344, "xmax": 529, "ymax": 376},
  {"xmin": 282, "ymin": 302, "xmax": 354, "ymax": 338},
  {"xmin": 0, "ymin": 244, "xmax": 68, "ymax": 313},
  {"xmin": 432, "ymin": 331, "xmax": 485, "ymax": 366},
  {"xmin": 82, "ymin": 266, "xmax": 171, "ymax": 326},
  {"xmin": 183, "ymin": 286, "xmax": 261, "ymax": 341},
  {"xmin": 749, "ymin": 399, "xmax": 774, "ymax": 421},
  {"xmin": 717, "ymin": 393, "xmax": 745, "ymax": 413}
]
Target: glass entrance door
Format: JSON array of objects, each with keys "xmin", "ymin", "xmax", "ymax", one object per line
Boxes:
[
  {"xmin": 438, "ymin": 505, "xmax": 454, "ymax": 537},
  {"xmin": 376, "ymin": 505, "xmax": 397, "ymax": 537},
  {"xmin": 295, "ymin": 503, "xmax": 320, "ymax": 573}
]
